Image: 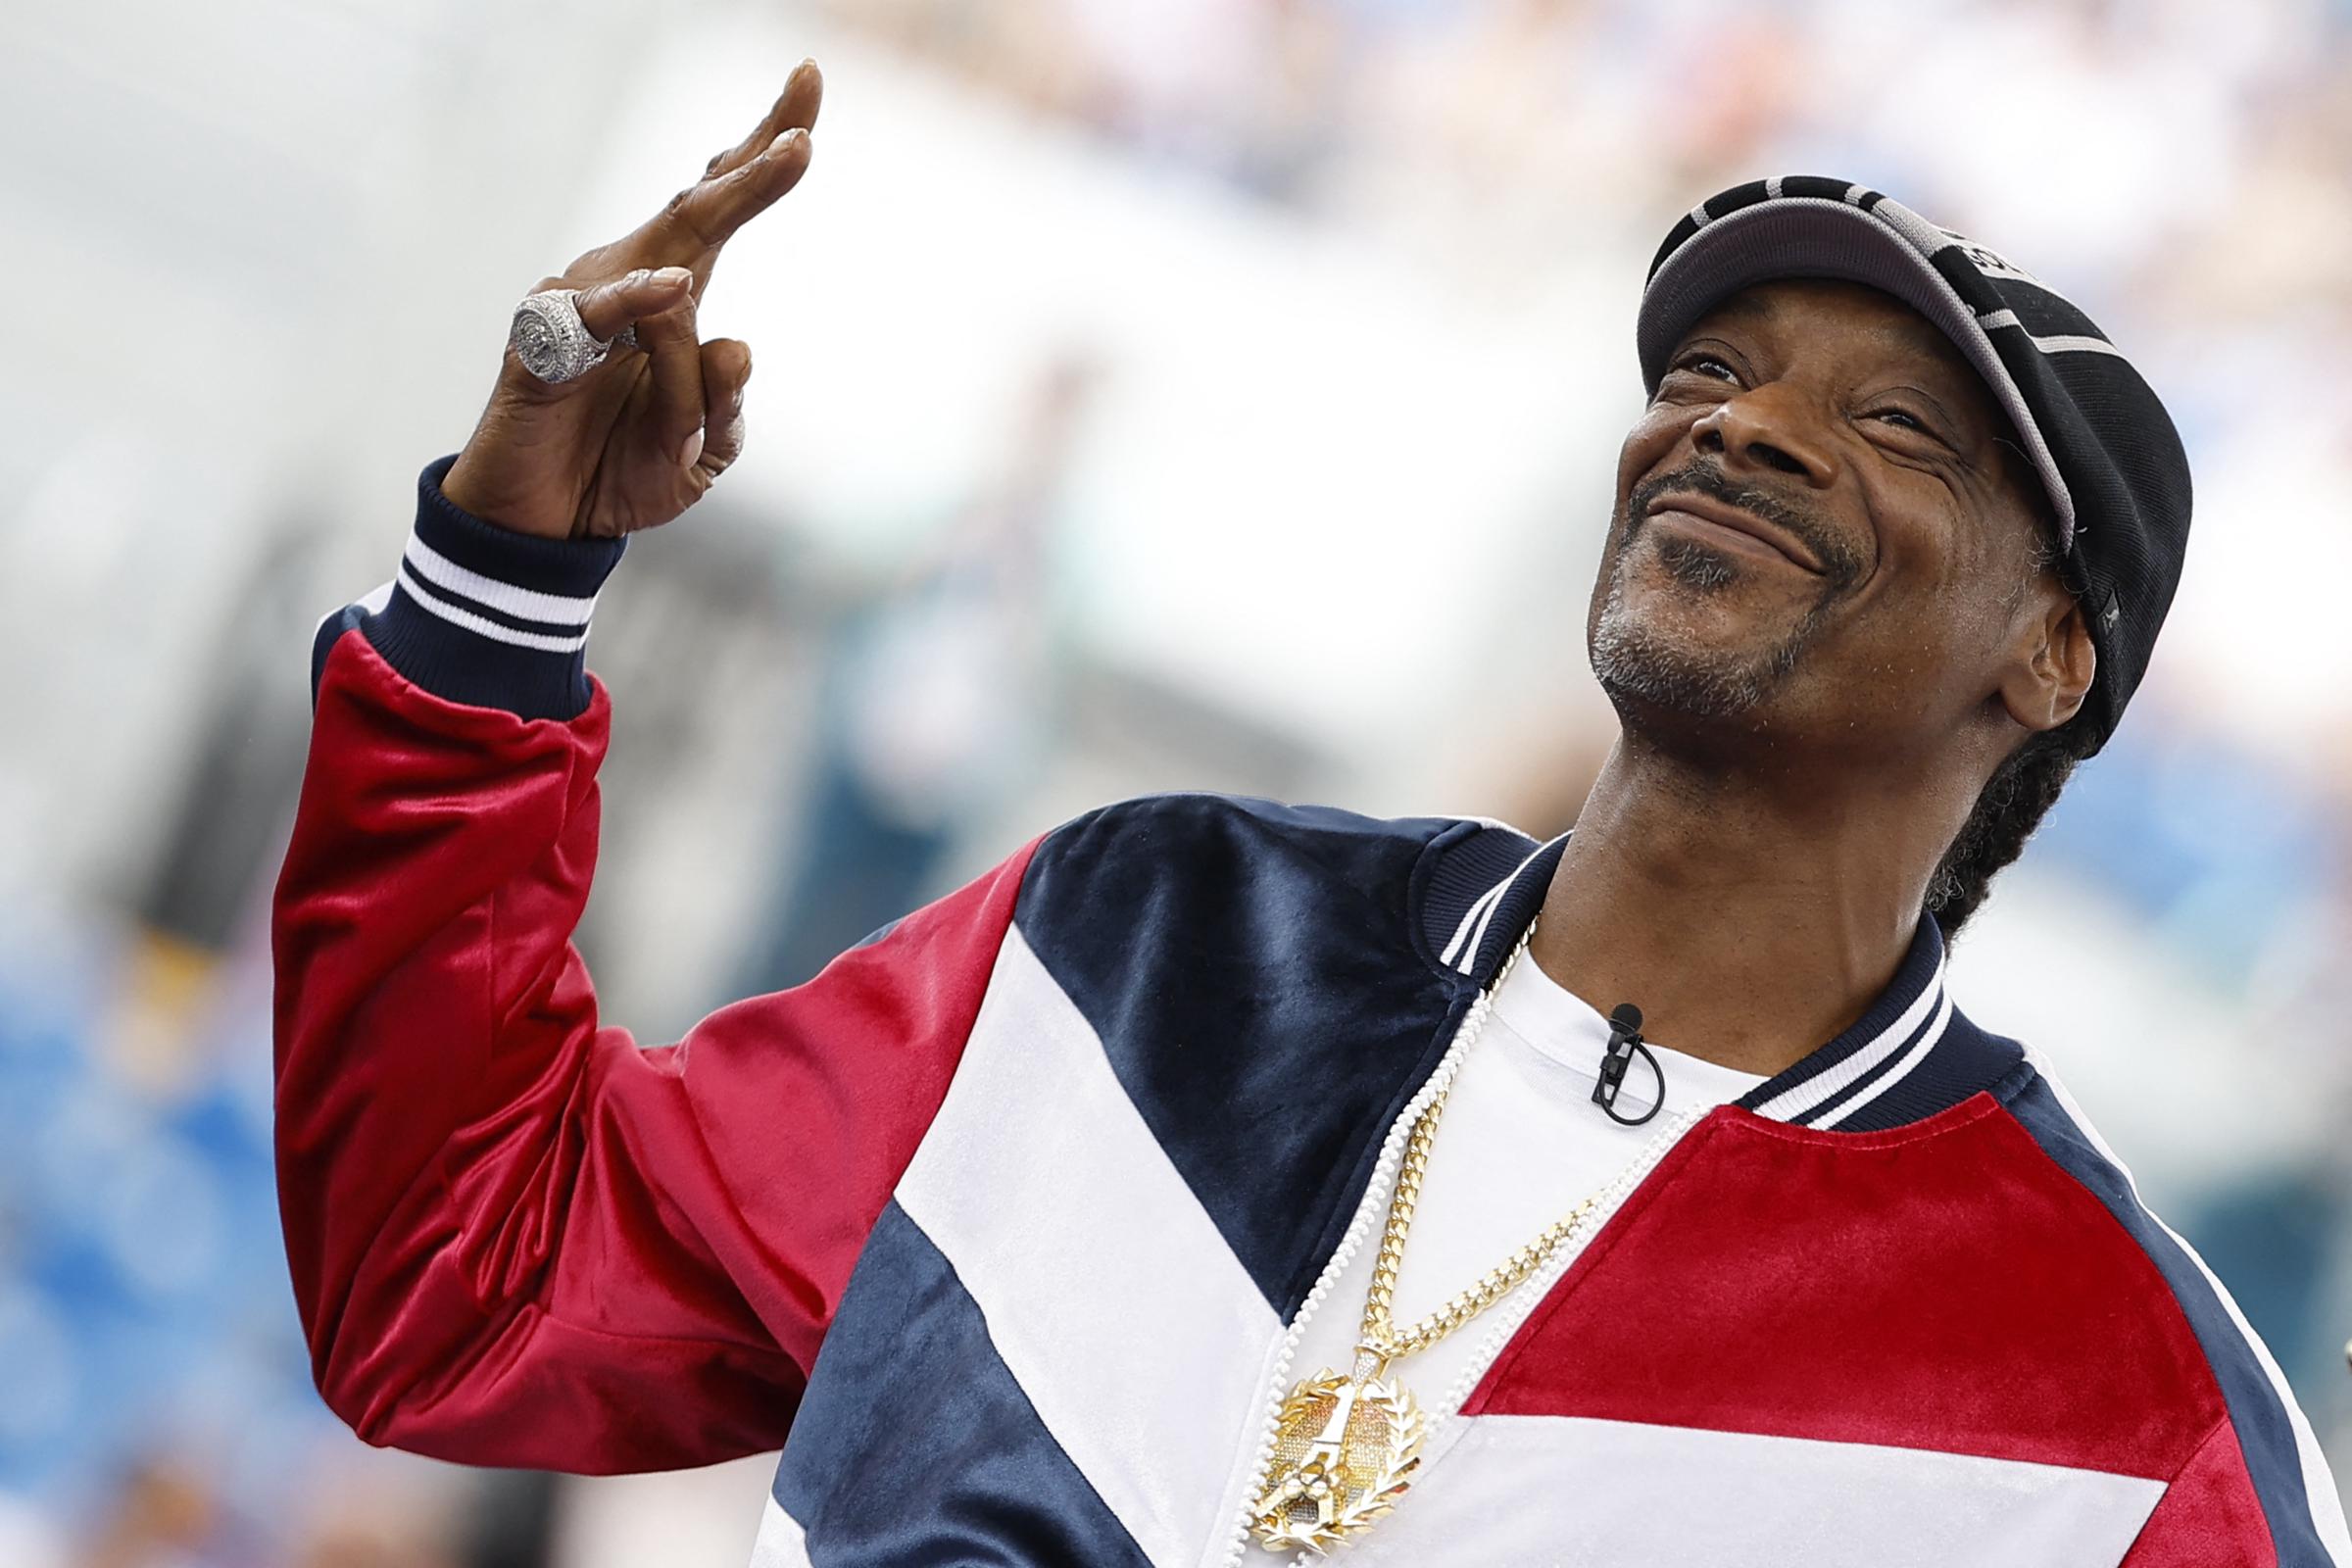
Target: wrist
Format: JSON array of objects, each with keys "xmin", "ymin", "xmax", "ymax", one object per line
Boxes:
[
  {"xmin": 440, "ymin": 448, "xmax": 571, "ymax": 541},
  {"xmin": 317, "ymin": 456, "xmax": 628, "ymax": 722}
]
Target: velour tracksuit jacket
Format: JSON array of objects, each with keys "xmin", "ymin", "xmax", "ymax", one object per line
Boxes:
[{"xmin": 272, "ymin": 459, "xmax": 2351, "ymax": 1567}]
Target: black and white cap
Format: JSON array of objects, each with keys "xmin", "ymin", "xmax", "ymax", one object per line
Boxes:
[{"xmin": 1638, "ymin": 176, "xmax": 2192, "ymax": 753}]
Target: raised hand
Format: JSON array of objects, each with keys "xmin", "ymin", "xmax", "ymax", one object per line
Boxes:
[{"xmin": 440, "ymin": 61, "xmax": 823, "ymax": 541}]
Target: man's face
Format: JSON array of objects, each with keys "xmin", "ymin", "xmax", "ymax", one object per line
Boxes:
[{"xmin": 1589, "ymin": 277, "xmax": 2056, "ymax": 757}]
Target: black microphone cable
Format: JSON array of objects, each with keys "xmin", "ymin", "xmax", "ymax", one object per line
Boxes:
[{"xmin": 1592, "ymin": 1003, "xmax": 1665, "ymax": 1126}]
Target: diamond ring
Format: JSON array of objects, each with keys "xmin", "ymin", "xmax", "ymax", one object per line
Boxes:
[{"xmin": 509, "ymin": 288, "xmax": 639, "ymax": 384}]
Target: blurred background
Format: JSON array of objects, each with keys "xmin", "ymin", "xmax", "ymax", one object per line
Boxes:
[{"xmin": 6, "ymin": 0, "xmax": 2352, "ymax": 1560}]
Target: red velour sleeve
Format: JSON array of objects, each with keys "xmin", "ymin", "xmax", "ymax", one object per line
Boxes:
[{"xmin": 273, "ymin": 626, "xmax": 1035, "ymax": 1474}]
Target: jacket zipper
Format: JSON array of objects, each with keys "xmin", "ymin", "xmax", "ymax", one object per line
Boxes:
[
  {"xmin": 1209, "ymin": 986, "xmax": 1493, "ymax": 1568},
  {"xmin": 1212, "ymin": 990, "xmax": 1702, "ymax": 1567}
]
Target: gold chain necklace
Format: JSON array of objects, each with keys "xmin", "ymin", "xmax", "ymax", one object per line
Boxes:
[{"xmin": 1250, "ymin": 929, "xmax": 1601, "ymax": 1556}]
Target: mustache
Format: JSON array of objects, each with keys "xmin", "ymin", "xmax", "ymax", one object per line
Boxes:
[{"xmin": 1625, "ymin": 463, "xmax": 1864, "ymax": 587}]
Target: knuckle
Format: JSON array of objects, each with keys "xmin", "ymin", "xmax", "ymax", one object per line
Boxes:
[
  {"xmin": 660, "ymin": 186, "xmax": 716, "ymax": 244},
  {"xmin": 498, "ymin": 361, "xmax": 564, "ymax": 403},
  {"xmin": 562, "ymin": 240, "xmax": 612, "ymax": 276}
]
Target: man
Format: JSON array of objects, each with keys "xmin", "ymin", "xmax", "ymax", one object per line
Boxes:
[{"xmin": 273, "ymin": 63, "xmax": 2348, "ymax": 1566}]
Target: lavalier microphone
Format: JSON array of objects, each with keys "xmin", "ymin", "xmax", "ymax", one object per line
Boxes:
[{"xmin": 1593, "ymin": 1003, "xmax": 1664, "ymax": 1126}]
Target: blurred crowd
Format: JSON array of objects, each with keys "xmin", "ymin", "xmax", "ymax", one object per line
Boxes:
[
  {"xmin": 819, "ymin": 0, "xmax": 2352, "ymax": 311},
  {"xmin": 6, "ymin": 0, "xmax": 2352, "ymax": 1562}
]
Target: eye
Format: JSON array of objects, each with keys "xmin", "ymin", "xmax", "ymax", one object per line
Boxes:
[
  {"xmin": 1871, "ymin": 408, "xmax": 1926, "ymax": 432},
  {"xmin": 1676, "ymin": 352, "xmax": 1740, "ymax": 382}
]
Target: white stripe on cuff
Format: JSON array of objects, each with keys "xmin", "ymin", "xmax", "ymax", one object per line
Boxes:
[
  {"xmin": 395, "ymin": 564, "xmax": 591, "ymax": 653},
  {"xmin": 403, "ymin": 533, "xmax": 603, "ymax": 627}
]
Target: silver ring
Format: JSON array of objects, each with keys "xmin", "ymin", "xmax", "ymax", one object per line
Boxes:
[{"xmin": 509, "ymin": 288, "xmax": 639, "ymax": 384}]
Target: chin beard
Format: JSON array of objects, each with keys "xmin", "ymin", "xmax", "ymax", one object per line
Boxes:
[
  {"xmin": 1590, "ymin": 569, "xmax": 1817, "ymax": 718},
  {"xmin": 1589, "ymin": 485, "xmax": 1849, "ymax": 722}
]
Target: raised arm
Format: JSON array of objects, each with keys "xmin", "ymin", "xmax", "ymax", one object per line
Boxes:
[{"xmin": 273, "ymin": 64, "xmax": 1036, "ymax": 1474}]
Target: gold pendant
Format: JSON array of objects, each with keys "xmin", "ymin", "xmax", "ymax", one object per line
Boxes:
[{"xmin": 1250, "ymin": 1352, "xmax": 1427, "ymax": 1555}]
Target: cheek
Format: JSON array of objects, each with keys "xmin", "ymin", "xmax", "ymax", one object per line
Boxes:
[
  {"xmin": 1614, "ymin": 404, "xmax": 1698, "ymax": 508},
  {"xmin": 1853, "ymin": 483, "xmax": 2011, "ymax": 681},
  {"xmin": 1859, "ymin": 473, "xmax": 1973, "ymax": 599},
  {"xmin": 1592, "ymin": 409, "xmax": 1691, "ymax": 619}
]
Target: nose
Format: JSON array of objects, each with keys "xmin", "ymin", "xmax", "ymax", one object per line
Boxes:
[{"xmin": 1690, "ymin": 385, "xmax": 1839, "ymax": 489}]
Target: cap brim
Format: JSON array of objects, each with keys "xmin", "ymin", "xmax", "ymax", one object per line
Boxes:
[{"xmin": 1636, "ymin": 197, "xmax": 2078, "ymax": 550}]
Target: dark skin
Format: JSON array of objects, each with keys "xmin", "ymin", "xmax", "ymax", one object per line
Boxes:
[
  {"xmin": 1532, "ymin": 278, "xmax": 2096, "ymax": 1075},
  {"xmin": 443, "ymin": 64, "xmax": 825, "ymax": 540},
  {"xmin": 445, "ymin": 76, "xmax": 2090, "ymax": 1080}
]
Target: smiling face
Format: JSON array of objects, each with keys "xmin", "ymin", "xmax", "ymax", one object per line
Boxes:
[{"xmin": 1590, "ymin": 276, "xmax": 2079, "ymax": 766}]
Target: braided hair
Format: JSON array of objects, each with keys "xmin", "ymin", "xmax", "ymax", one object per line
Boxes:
[
  {"xmin": 1920, "ymin": 457, "xmax": 2103, "ymax": 938},
  {"xmin": 1924, "ymin": 714, "xmax": 2096, "ymax": 936}
]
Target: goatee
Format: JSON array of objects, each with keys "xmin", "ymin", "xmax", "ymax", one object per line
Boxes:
[{"xmin": 1589, "ymin": 462, "xmax": 1861, "ymax": 719}]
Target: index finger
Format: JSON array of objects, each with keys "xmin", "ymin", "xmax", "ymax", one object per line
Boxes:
[{"xmin": 702, "ymin": 60, "xmax": 824, "ymax": 183}]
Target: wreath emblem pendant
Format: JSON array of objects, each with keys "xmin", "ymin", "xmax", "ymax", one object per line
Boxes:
[{"xmin": 1250, "ymin": 1355, "xmax": 1427, "ymax": 1554}]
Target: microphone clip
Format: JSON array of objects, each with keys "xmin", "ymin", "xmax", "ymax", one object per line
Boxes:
[{"xmin": 1592, "ymin": 1004, "xmax": 1664, "ymax": 1127}]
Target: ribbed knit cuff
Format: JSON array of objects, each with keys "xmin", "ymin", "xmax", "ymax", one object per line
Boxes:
[{"xmin": 312, "ymin": 456, "xmax": 628, "ymax": 720}]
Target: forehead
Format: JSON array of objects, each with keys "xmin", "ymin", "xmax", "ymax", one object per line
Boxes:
[{"xmin": 1688, "ymin": 278, "xmax": 1991, "ymax": 409}]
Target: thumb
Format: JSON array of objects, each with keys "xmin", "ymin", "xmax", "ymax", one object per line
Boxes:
[{"xmin": 572, "ymin": 267, "xmax": 695, "ymax": 342}]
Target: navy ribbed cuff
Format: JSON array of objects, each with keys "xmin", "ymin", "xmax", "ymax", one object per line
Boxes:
[{"xmin": 313, "ymin": 456, "xmax": 628, "ymax": 720}]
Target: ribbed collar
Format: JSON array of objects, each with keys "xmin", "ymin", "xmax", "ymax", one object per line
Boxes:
[
  {"xmin": 1416, "ymin": 823, "xmax": 2018, "ymax": 1135},
  {"xmin": 1735, "ymin": 918, "xmax": 1953, "ymax": 1130}
]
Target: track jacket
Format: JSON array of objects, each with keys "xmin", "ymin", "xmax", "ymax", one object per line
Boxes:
[{"xmin": 274, "ymin": 460, "xmax": 2352, "ymax": 1567}]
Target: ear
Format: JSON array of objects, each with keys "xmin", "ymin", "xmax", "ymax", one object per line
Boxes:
[{"xmin": 1997, "ymin": 579, "xmax": 2097, "ymax": 734}]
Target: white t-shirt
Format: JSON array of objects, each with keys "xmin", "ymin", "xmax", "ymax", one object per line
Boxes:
[{"xmin": 1286, "ymin": 955, "xmax": 1767, "ymax": 1410}]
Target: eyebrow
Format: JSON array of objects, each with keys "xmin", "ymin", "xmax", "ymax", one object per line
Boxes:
[{"xmin": 1684, "ymin": 294, "xmax": 2003, "ymax": 442}]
